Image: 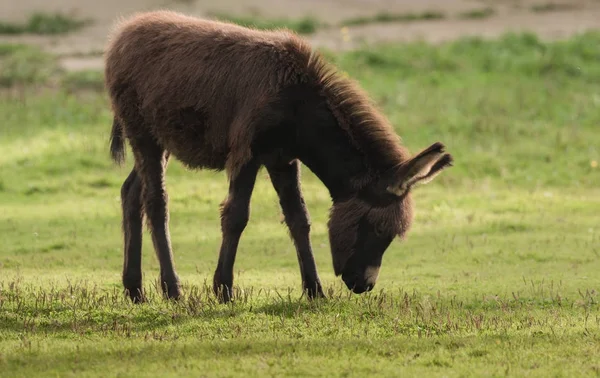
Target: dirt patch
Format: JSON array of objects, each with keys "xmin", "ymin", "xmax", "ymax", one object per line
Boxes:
[
  {"xmin": 313, "ymin": 6, "xmax": 600, "ymax": 50},
  {"xmin": 1, "ymin": 0, "xmax": 599, "ymax": 71}
]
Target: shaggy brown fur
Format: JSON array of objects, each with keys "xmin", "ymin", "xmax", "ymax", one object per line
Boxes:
[{"xmin": 105, "ymin": 10, "xmax": 453, "ymax": 303}]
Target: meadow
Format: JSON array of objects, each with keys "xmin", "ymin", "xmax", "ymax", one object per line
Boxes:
[{"xmin": 1, "ymin": 32, "xmax": 599, "ymax": 377}]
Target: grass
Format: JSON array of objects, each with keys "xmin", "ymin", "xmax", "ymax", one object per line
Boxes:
[
  {"xmin": 341, "ymin": 11, "xmax": 445, "ymax": 27},
  {"xmin": 0, "ymin": 44, "xmax": 61, "ymax": 88},
  {"xmin": 1, "ymin": 32, "xmax": 600, "ymax": 376},
  {"xmin": 60, "ymin": 70, "xmax": 105, "ymax": 93},
  {"xmin": 209, "ymin": 13, "xmax": 320, "ymax": 34},
  {"xmin": 0, "ymin": 12, "xmax": 88, "ymax": 35}
]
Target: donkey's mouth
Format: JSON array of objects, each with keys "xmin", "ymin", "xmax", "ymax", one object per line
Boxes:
[{"xmin": 341, "ymin": 272, "xmax": 375, "ymax": 294}]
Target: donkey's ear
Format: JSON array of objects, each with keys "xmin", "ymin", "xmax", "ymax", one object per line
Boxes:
[{"xmin": 382, "ymin": 142, "xmax": 453, "ymax": 197}]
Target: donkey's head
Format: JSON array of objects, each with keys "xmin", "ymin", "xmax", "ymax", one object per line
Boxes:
[{"xmin": 328, "ymin": 142, "xmax": 453, "ymax": 294}]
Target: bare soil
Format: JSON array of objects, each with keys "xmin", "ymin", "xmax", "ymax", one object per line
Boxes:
[{"xmin": 1, "ymin": 0, "xmax": 600, "ymax": 71}]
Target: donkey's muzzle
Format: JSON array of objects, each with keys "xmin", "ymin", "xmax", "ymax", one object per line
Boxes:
[{"xmin": 342, "ymin": 272, "xmax": 375, "ymax": 294}]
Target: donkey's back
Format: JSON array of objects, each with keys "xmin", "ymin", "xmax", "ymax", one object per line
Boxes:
[{"xmin": 105, "ymin": 10, "xmax": 313, "ymax": 171}]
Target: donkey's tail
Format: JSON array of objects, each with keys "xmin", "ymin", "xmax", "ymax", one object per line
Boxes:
[{"xmin": 109, "ymin": 117, "xmax": 126, "ymax": 165}]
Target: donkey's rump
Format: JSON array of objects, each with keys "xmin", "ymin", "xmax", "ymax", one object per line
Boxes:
[{"xmin": 104, "ymin": 10, "xmax": 314, "ymax": 171}]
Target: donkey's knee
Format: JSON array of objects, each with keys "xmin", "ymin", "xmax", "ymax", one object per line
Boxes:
[
  {"xmin": 280, "ymin": 196, "xmax": 311, "ymax": 234},
  {"xmin": 220, "ymin": 198, "xmax": 249, "ymax": 235},
  {"xmin": 143, "ymin": 189, "xmax": 169, "ymax": 220},
  {"xmin": 120, "ymin": 171, "xmax": 138, "ymax": 201},
  {"xmin": 284, "ymin": 211, "xmax": 310, "ymax": 235},
  {"xmin": 221, "ymin": 208, "xmax": 249, "ymax": 235},
  {"xmin": 120, "ymin": 171, "xmax": 142, "ymax": 235}
]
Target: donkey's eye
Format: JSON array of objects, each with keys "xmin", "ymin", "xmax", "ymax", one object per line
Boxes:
[{"xmin": 374, "ymin": 224, "xmax": 385, "ymax": 236}]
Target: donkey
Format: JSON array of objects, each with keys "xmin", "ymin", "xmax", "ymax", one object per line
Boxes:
[{"xmin": 105, "ymin": 10, "xmax": 453, "ymax": 303}]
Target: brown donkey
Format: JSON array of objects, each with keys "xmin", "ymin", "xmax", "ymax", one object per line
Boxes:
[{"xmin": 105, "ymin": 10, "xmax": 453, "ymax": 303}]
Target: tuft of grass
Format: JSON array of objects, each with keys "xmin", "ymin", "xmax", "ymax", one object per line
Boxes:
[
  {"xmin": 0, "ymin": 12, "xmax": 89, "ymax": 35},
  {"xmin": 531, "ymin": 2, "xmax": 580, "ymax": 12},
  {"xmin": 210, "ymin": 13, "xmax": 320, "ymax": 34},
  {"xmin": 459, "ymin": 7, "xmax": 496, "ymax": 19},
  {"xmin": 341, "ymin": 10, "xmax": 445, "ymax": 26}
]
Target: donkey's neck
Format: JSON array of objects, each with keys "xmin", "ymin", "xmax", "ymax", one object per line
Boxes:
[
  {"xmin": 269, "ymin": 82, "xmax": 404, "ymax": 202},
  {"xmin": 295, "ymin": 102, "xmax": 379, "ymax": 201}
]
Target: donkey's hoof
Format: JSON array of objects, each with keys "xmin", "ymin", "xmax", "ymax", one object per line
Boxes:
[
  {"xmin": 304, "ymin": 282, "xmax": 326, "ymax": 300},
  {"xmin": 213, "ymin": 271, "xmax": 234, "ymax": 303},
  {"xmin": 123, "ymin": 276, "xmax": 145, "ymax": 303},
  {"xmin": 161, "ymin": 281, "xmax": 182, "ymax": 300},
  {"xmin": 124, "ymin": 287, "xmax": 145, "ymax": 304},
  {"xmin": 213, "ymin": 283, "xmax": 233, "ymax": 304}
]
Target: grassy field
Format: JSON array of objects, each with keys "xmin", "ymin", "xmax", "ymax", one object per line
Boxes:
[{"xmin": 1, "ymin": 31, "xmax": 600, "ymax": 377}]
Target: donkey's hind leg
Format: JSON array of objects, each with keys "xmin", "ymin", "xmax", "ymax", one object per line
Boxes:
[
  {"xmin": 130, "ymin": 135, "xmax": 181, "ymax": 300},
  {"xmin": 213, "ymin": 160, "xmax": 260, "ymax": 303},
  {"xmin": 121, "ymin": 169, "xmax": 144, "ymax": 303}
]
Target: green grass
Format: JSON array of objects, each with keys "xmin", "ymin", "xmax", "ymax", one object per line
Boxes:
[
  {"xmin": 0, "ymin": 13, "xmax": 89, "ymax": 35},
  {"xmin": 341, "ymin": 11, "xmax": 445, "ymax": 27},
  {"xmin": 209, "ymin": 13, "xmax": 320, "ymax": 34},
  {"xmin": 1, "ymin": 32, "xmax": 600, "ymax": 376}
]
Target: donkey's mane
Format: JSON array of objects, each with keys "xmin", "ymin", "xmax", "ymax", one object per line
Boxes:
[{"xmin": 304, "ymin": 51, "xmax": 410, "ymax": 183}]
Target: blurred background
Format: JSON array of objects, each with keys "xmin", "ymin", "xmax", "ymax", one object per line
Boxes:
[{"xmin": 1, "ymin": 0, "xmax": 599, "ymax": 72}]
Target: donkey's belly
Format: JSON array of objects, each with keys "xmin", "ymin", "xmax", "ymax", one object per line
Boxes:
[
  {"xmin": 166, "ymin": 141, "xmax": 228, "ymax": 171},
  {"xmin": 151, "ymin": 108, "xmax": 229, "ymax": 171}
]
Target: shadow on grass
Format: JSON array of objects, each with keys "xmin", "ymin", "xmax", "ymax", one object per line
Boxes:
[{"xmin": 1, "ymin": 276, "xmax": 595, "ymax": 340}]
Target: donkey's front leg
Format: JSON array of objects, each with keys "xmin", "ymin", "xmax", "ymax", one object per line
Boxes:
[
  {"xmin": 266, "ymin": 159, "xmax": 324, "ymax": 300},
  {"xmin": 213, "ymin": 160, "xmax": 260, "ymax": 303}
]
